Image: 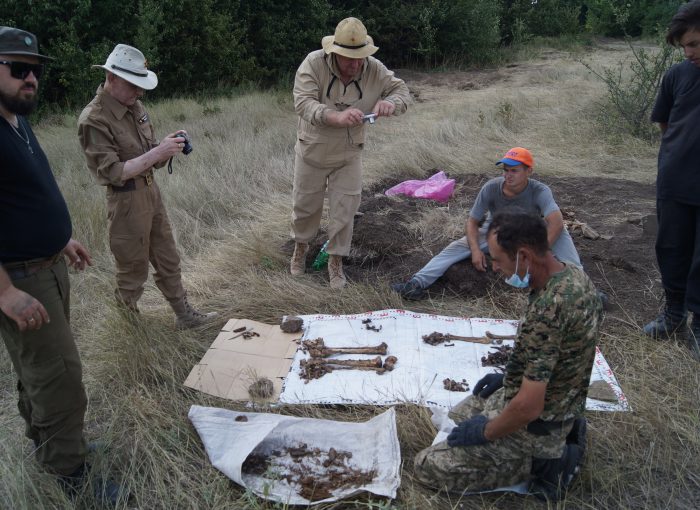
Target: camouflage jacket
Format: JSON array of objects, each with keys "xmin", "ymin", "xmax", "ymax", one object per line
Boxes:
[{"xmin": 503, "ymin": 265, "xmax": 601, "ymax": 421}]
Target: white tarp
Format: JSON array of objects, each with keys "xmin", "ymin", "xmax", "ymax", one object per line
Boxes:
[
  {"xmin": 188, "ymin": 405, "xmax": 401, "ymax": 505},
  {"xmin": 279, "ymin": 309, "xmax": 629, "ymax": 412}
]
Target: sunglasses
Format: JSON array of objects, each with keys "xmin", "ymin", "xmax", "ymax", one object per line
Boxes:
[{"xmin": 0, "ymin": 60, "xmax": 44, "ymax": 80}]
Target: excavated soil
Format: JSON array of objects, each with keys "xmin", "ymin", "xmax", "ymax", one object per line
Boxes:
[{"xmin": 292, "ymin": 172, "xmax": 660, "ymax": 324}]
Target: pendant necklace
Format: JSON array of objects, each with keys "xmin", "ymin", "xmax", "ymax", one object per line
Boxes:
[{"xmin": 10, "ymin": 119, "xmax": 34, "ymax": 155}]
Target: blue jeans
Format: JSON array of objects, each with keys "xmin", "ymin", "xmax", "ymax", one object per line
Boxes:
[{"xmin": 412, "ymin": 230, "xmax": 582, "ymax": 289}]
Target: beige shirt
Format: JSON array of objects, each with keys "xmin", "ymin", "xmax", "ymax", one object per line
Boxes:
[
  {"xmin": 294, "ymin": 50, "xmax": 410, "ymax": 144},
  {"xmin": 77, "ymin": 85, "xmax": 161, "ymax": 186}
]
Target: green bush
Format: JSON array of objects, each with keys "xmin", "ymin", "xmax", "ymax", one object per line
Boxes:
[
  {"xmin": 582, "ymin": 41, "xmax": 682, "ymax": 142},
  {"xmin": 586, "ymin": 0, "xmax": 683, "ymax": 37}
]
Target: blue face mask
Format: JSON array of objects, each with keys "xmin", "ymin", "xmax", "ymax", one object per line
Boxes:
[{"xmin": 504, "ymin": 252, "xmax": 530, "ymax": 288}]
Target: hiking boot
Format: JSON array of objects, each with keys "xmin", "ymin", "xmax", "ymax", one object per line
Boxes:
[
  {"xmin": 328, "ymin": 255, "xmax": 346, "ymax": 289},
  {"xmin": 114, "ymin": 290, "xmax": 140, "ymax": 314},
  {"xmin": 529, "ymin": 443, "xmax": 583, "ymax": 502},
  {"xmin": 171, "ymin": 294, "xmax": 218, "ymax": 329},
  {"xmin": 566, "ymin": 417, "xmax": 587, "ymax": 451},
  {"xmin": 290, "ymin": 242, "xmax": 309, "ymax": 276},
  {"xmin": 57, "ymin": 463, "xmax": 128, "ymax": 506},
  {"xmin": 686, "ymin": 317, "xmax": 700, "ymax": 361},
  {"xmin": 391, "ymin": 278, "xmax": 427, "ymax": 300},
  {"xmin": 642, "ymin": 304, "xmax": 687, "ymax": 339}
]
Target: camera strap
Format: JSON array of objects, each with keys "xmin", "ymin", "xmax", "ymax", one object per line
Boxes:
[{"xmin": 167, "ymin": 157, "xmax": 174, "ymax": 174}]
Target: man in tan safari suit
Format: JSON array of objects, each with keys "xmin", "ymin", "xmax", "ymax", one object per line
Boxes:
[
  {"xmin": 78, "ymin": 44, "xmax": 216, "ymax": 328},
  {"xmin": 291, "ymin": 17, "xmax": 410, "ymax": 288}
]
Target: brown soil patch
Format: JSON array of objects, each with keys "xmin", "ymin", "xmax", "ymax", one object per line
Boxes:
[{"xmin": 289, "ymin": 173, "xmax": 659, "ymax": 323}]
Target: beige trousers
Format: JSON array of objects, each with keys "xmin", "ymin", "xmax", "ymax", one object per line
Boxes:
[
  {"xmin": 291, "ymin": 138, "xmax": 363, "ymax": 256},
  {"xmin": 107, "ymin": 181, "xmax": 185, "ymax": 308}
]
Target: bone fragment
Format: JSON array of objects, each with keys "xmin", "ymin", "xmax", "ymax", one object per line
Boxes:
[{"xmin": 302, "ymin": 338, "xmax": 388, "ymax": 357}]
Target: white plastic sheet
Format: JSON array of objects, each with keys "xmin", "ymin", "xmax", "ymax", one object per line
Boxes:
[
  {"xmin": 188, "ymin": 405, "xmax": 401, "ymax": 505},
  {"xmin": 279, "ymin": 309, "xmax": 629, "ymax": 412}
]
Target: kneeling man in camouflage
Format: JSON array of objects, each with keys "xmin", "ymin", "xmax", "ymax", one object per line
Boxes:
[{"xmin": 414, "ymin": 210, "xmax": 601, "ymax": 501}]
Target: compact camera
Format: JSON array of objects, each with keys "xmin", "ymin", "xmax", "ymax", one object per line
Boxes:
[
  {"xmin": 362, "ymin": 113, "xmax": 377, "ymax": 124},
  {"xmin": 179, "ymin": 132, "xmax": 193, "ymax": 155}
]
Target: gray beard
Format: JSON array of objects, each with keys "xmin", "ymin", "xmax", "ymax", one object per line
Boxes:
[{"xmin": 0, "ymin": 89, "xmax": 37, "ymax": 116}]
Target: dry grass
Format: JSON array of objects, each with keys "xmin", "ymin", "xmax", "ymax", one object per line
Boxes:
[{"xmin": 1, "ymin": 40, "xmax": 699, "ymax": 509}]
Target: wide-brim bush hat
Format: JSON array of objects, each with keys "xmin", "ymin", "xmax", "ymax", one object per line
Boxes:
[
  {"xmin": 0, "ymin": 26, "xmax": 53, "ymax": 60},
  {"xmin": 93, "ymin": 44, "xmax": 157, "ymax": 90},
  {"xmin": 496, "ymin": 147, "xmax": 534, "ymax": 168},
  {"xmin": 322, "ymin": 17, "xmax": 378, "ymax": 59}
]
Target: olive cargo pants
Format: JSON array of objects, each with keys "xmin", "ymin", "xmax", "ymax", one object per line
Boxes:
[
  {"xmin": 0, "ymin": 259, "xmax": 88, "ymax": 475},
  {"xmin": 107, "ymin": 181, "xmax": 186, "ymax": 308},
  {"xmin": 413, "ymin": 390, "xmax": 569, "ymax": 492}
]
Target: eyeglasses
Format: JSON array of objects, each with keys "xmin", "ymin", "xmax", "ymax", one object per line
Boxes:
[{"xmin": 0, "ymin": 60, "xmax": 44, "ymax": 80}]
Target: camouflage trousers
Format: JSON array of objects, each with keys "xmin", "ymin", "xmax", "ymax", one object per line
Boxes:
[{"xmin": 413, "ymin": 389, "xmax": 570, "ymax": 492}]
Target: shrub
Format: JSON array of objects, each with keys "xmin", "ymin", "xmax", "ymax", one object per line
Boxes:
[{"xmin": 581, "ymin": 41, "xmax": 682, "ymax": 142}]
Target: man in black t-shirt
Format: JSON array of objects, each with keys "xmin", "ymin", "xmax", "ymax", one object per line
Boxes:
[
  {"xmin": 0, "ymin": 27, "xmax": 123, "ymax": 504},
  {"xmin": 644, "ymin": 1, "xmax": 700, "ymax": 360}
]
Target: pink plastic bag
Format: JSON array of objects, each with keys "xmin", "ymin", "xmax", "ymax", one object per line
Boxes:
[{"xmin": 384, "ymin": 171, "xmax": 455, "ymax": 203}]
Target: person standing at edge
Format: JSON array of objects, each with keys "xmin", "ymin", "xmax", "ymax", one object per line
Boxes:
[
  {"xmin": 78, "ymin": 44, "xmax": 216, "ymax": 328},
  {"xmin": 644, "ymin": 0, "xmax": 700, "ymax": 359},
  {"xmin": 0, "ymin": 26, "xmax": 123, "ymax": 503},
  {"xmin": 290, "ymin": 17, "xmax": 410, "ymax": 288},
  {"xmin": 414, "ymin": 210, "xmax": 601, "ymax": 502}
]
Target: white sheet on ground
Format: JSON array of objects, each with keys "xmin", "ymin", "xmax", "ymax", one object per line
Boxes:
[
  {"xmin": 188, "ymin": 405, "xmax": 401, "ymax": 505},
  {"xmin": 278, "ymin": 309, "xmax": 629, "ymax": 412}
]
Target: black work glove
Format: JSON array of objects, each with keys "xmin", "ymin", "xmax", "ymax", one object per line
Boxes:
[
  {"xmin": 473, "ymin": 373, "xmax": 504, "ymax": 399},
  {"xmin": 446, "ymin": 415, "xmax": 489, "ymax": 447}
]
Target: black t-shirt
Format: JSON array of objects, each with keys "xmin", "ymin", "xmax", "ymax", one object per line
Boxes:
[
  {"xmin": 0, "ymin": 116, "xmax": 72, "ymax": 262},
  {"xmin": 651, "ymin": 59, "xmax": 700, "ymax": 205}
]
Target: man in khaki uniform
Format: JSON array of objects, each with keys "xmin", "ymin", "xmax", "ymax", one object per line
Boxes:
[
  {"xmin": 291, "ymin": 17, "xmax": 410, "ymax": 288},
  {"xmin": 78, "ymin": 44, "xmax": 216, "ymax": 328}
]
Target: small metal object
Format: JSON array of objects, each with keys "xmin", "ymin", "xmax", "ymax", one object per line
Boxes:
[{"xmin": 362, "ymin": 113, "xmax": 377, "ymax": 124}]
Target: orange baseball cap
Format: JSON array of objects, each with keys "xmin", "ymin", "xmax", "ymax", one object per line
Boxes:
[{"xmin": 495, "ymin": 147, "xmax": 534, "ymax": 168}]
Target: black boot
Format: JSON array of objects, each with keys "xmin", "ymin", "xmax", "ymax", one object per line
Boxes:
[
  {"xmin": 529, "ymin": 443, "xmax": 583, "ymax": 502},
  {"xmin": 57, "ymin": 463, "xmax": 128, "ymax": 506},
  {"xmin": 643, "ymin": 295, "xmax": 687, "ymax": 339}
]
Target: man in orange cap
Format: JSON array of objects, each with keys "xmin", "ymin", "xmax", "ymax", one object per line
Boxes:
[
  {"xmin": 392, "ymin": 147, "xmax": 581, "ymax": 299},
  {"xmin": 290, "ymin": 17, "xmax": 411, "ymax": 288}
]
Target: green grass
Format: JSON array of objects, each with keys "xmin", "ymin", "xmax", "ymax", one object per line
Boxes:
[{"xmin": 1, "ymin": 39, "xmax": 698, "ymax": 509}]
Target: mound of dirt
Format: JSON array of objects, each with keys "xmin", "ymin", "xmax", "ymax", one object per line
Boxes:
[{"xmin": 287, "ymin": 173, "xmax": 659, "ymax": 322}]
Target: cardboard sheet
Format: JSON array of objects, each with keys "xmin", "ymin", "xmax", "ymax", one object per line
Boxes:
[{"xmin": 184, "ymin": 318, "xmax": 299, "ymax": 401}]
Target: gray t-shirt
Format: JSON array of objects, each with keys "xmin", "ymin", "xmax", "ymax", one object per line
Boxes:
[
  {"xmin": 468, "ymin": 177, "xmax": 581, "ymax": 266},
  {"xmin": 469, "ymin": 177, "xmax": 559, "ymax": 228}
]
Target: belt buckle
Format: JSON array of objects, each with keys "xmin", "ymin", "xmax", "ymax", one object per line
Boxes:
[{"xmin": 145, "ymin": 173, "xmax": 153, "ymax": 186}]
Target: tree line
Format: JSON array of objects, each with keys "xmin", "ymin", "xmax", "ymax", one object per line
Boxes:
[{"xmin": 0, "ymin": 0, "xmax": 683, "ymax": 112}]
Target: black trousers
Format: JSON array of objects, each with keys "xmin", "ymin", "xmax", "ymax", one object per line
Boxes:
[{"xmin": 656, "ymin": 199, "xmax": 700, "ymax": 314}]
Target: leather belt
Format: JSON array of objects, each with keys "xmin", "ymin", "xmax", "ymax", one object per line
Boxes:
[
  {"xmin": 3, "ymin": 252, "xmax": 63, "ymax": 280},
  {"xmin": 109, "ymin": 172, "xmax": 154, "ymax": 193},
  {"xmin": 526, "ymin": 418, "xmax": 574, "ymax": 436}
]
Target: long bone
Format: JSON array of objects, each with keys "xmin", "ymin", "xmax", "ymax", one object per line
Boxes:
[
  {"xmin": 422, "ymin": 331, "xmax": 517, "ymax": 346},
  {"xmin": 304, "ymin": 356, "xmax": 383, "ymax": 369},
  {"xmin": 299, "ymin": 356, "xmax": 398, "ymax": 382},
  {"xmin": 302, "ymin": 338, "xmax": 388, "ymax": 357}
]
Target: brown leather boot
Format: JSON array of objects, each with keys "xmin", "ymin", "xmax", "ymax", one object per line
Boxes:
[
  {"xmin": 171, "ymin": 294, "xmax": 218, "ymax": 329},
  {"xmin": 290, "ymin": 242, "xmax": 309, "ymax": 276},
  {"xmin": 328, "ymin": 255, "xmax": 346, "ymax": 289}
]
